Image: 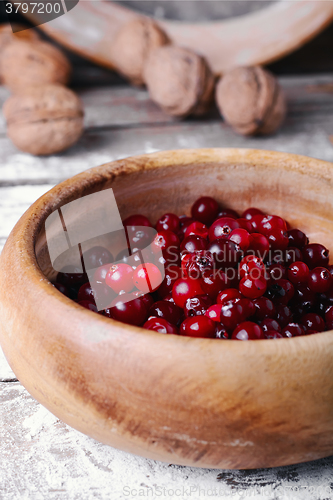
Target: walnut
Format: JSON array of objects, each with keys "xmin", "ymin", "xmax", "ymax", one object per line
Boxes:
[
  {"xmin": 3, "ymin": 84, "xmax": 84, "ymax": 156},
  {"xmin": 215, "ymin": 66, "xmax": 286, "ymax": 135},
  {"xmin": 111, "ymin": 18, "xmax": 170, "ymax": 86},
  {"xmin": 1, "ymin": 39, "xmax": 71, "ymax": 92},
  {"xmin": 144, "ymin": 46, "xmax": 215, "ymax": 117}
]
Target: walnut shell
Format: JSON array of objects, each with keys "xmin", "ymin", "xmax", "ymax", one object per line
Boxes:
[
  {"xmin": 1, "ymin": 40, "xmax": 71, "ymax": 92},
  {"xmin": 215, "ymin": 66, "xmax": 286, "ymax": 136},
  {"xmin": 3, "ymin": 84, "xmax": 84, "ymax": 156},
  {"xmin": 144, "ymin": 46, "xmax": 215, "ymax": 117},
  {"xmin": 111, "ymin": 18, "xmax": 170, "ymax": 86}
]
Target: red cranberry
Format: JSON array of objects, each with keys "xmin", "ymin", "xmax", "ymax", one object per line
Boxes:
[
  {"xmin": 242, "ymin": 207, "xmax": 265, "ymax": 221},
  {"xmin": 285, "ymin": 247, "xmax": 303, "ymax": 265},
  {"xmin": 251, "ymin": 213, "xmax": 266, "ymax": 232},
  {"xmin": 191, "ymin": 196, "xmax": 219, "ymax": 225},
  {"xmin": 156, "ymin": 213, "xmax": 180, "ymax": 233},
  {"xmin": 181, "ymin": 235, "xmax": 207, "ymax": 254},
  {"xmin": 218, "ymin": 208, "xmax": 239, "ymax": 219},
  {"xmin": 209, "ymin": 217, "xmax": 240, "ymax": 241},
  {"xmin": 229, "ymin": 228, "xmax": 250, "ymax": 252},
  {"xmin": 266, "ymin": 263, "xmax": 286, "ymax": 282},
  {"xmin": 239, "ymin": 255, "xmax": 266, "ymax": 280},
  {"xmin": 185, "ymin": 221, "xmax": 209, "ymax": 239},
  {"xmin": 157, "ymin": 265, "xmax": 182, "ymax": 298},
  {"xmin": 152, "ymin": 230, "xmax": 180, "ymax": 254},
  {"xmin": 237, "ymin": 218, "xmax": 253, "ymax": 233},
  {"xmin": 301, "ymin": 313, "xmax": 325, "ymax": 332},
  {"xmin": 57, "ymin": 265, "xmax": 87, "ymax": 287},
  {"xmin": 94, "ymin": 263, "xmax": 114, "ymax": 283},
  {"xmin": 308, "ymin": 267, "xmax": 332, "ymax": 293},
  {"xmin": 147, "ymin": 300, "xmax": 183, "ymax": 326},
  {"xmin": 109, "ymin": 293, "xmax": 148, "ymax": 326},
  {"xmin": 200, "ymin": 269, "xmax": 228, "ymax": 298},
  {"xmin": 287, "ymin": 229, "xmax": 308, "ymax": 249},
  {"xmin": 77, "ymin": 281, "xmax": 116, "ymax": 309},
  {"xmin": 267, "ymin": 229, "xmax": 289, "ymax": 251},
  {"xmin": 205, "ymin": 304, "xmax": 223, "ymax": 322},
  {"xmin": 134, "ymin": 292, "xmax": 155, "ymax": 311},
  {"xmin": 302, "ymin": 243, "xmax": 329, "ymax": 269},
  {"xmin": 180, "ymin": 316, "xmax": 216, "ymax": 338},
  {"xmin": 232, "ymin": 321, "xmax": 264, "ymax": 340},
  {"xmin": 215, "ymin": 323, "xmax": 230, "ymax": 339},
  {"xmin": 248, "ymin": 233, "xmax": 270, "ymax": 258},
  {"xmin": 184, "ymin": 294, "xmax": 213, "ymax": 318},
  {"xmin": 259, "ymin": 215, "xmax": 287, "ymax": 234},
  {"xmin": 281, "ymin": 323, "xmax": 304, "ymax": 338},
  {"xmin": 53, "ymin": 282, "xmax": 70, "ymax": 297},
  {"xmin": 266, "ymin": 279, "xmax": 294, "ymax": 305},
  {"xmin": 78, "ymin": 300, "xmax": 98, "ymax": 312},
  {"xmin": 123, "ymin": 214, "xmax": 152, "ymax": 227},
  {"xmin": 182, "ymin": 251, "xmax": 214, "ymax": 279},
  {"xmin": 172, "ymin": 277, "xmax": 204, "ymax": 308},
  {"xmin": 253, "ymin": 297, "xmax": 275, "ymax": 320},
  {"xmin": 144, "ymin": 317, "xmax": 178, "ymax": 334},
  {"xmin": 239, "ymin": 276, "xmax": 267, "ymax": 299},
  {"xmin": 325, "ymin": 305, "xmax": 333, "ymax": 330},
  {"xmin": 217, "ymin": 288, "xmax": 241, "ymax": 305},
  {"xmin": 208, "ymin": 239, "xmax": 241, "ymax": 269},
  {"xmin": 177, "ymin": 216, "xmax": 195, "ymax": 241},
  {"xmin": 261, "ymin": 318, "xmax": 281, "ymax": 333},
  {"xmin": 275, "ymin": 304, "xmax": 293, "ymax": 328},
  {"xmin": 133, "ymin": 263, "xmax": 162, "ymax": 293},
  {"xmin": 106, "ymin": 263, "xmax": 134, "ymax": 294},
  {"xmin": 287, "ymin": 261, "xmax": 309, "ymax": 284},
  {"xmin": 82, "ymin": 246, "xmax": 113, "ymax": 270},
  {"xmin": 265, "ymin": 331, "xmax": 283, "ymax": 339},
  {"xmin": 220, "ymin": 298, "xmax": 254, "ymax": 331}
]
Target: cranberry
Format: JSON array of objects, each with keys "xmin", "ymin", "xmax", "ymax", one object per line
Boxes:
[
  {"xmin": 94, "ymin": 263, "xmax": 114, "ymax": 283},
  {"xmin": 184, "ymin": 294, "xmax": 213, "ymax": 318},
  {"xmin": 242, "ymin": 207, "xmax": 265, "ymax": 221},
  {"xmin": 109, "ymin": 293, "xmax": 148, "ymax": 326},
  {"xmin": 281, "ymin": 323, "xmax": 304, "ymax": 338},
  {"xmin": 301, "ymin": 313, "xmax": 325, "ymax": 332},
  {"xmin": 82, "ymin": 246, "xmax": 113, "ymax": 270},
  {"xmin": 180, "ymin": 316, "xmax": 216, "ymax": 338},
  {"xmin": 157, "ymin": 265, "xmax": 182, "ymax": 298},
  {"xmin": 266, "ymin": 263, "xmax": 286, "ymax": 282},
  {"xmin": 214, "ymin": 323, "xmax": 230, "ymax": 339},
  {"xmin": 302, "ymin": 243, "xmax": 329, "ymax": 269},
  {"xmin": 185, "ymin": 221, "xmax": 209, "ymax": 239},
  {"xmin": 152, "ymin": 230, "xmax": 180, "ymax": 254},
  {"xmin": 147, "ymin": 299, "xmax": 183, "ymax": 326},
  {"xmin": 287, "ymin": 229, "xmax": 308, "ymax": 249},
  {"xmin": 205, "ymin": 304, "xmax": 223, "ymax": 322},
  {"xmin": 325, "ymin": 305, "xmax": 333, "ymax": 329},
  {"xmin": 239, "ymin": 255, "xmax": 266, "ymax": 280},
  {"xmin": 132, "ymin": 263, "xmax": 162, "ymax": 293},
  {"xmin": 218, "ymin": 208, "xmax": 239, "ymax": 219},
  {"xmin": 77, "ymin": 281, "xmax": 116, "ymax": 309},
  {"xmin": 308, "ymin": 267, "xmax": 332, "ymax": 293},
  {"xmin": 253, "ymin": 297, "xmax": 275, "ymax": 320},
  {"xmin": 229, "ymin": 228, "xmax": 250, "ymax": 252},
  {"xmin": 182, "ymin": 251, "xmax": 214, "ymax": 279},
  {"xmin": 265, "ymin": 331, "xmax": 283, "ymax": 339},
  {"xmin": 172, "ymin": 277, "xmax": 204, "ymax": 308},
  {"xmin": 177, "ymin": 216, "xmax": 195, "ymax": 241},
  {"xmin": 208, "ymin": 239, "xmax": 241, "ymax": 269},
  {"xmin": 248, "ymin": 233, "xmax": 270, "ymax": 258},
  {"xmin": 237, "ymin": 218, "xmax": 253, "ymax": 233},
  {"xmin": 134, "ymin": 292, "xmax": 155, "ymax": 310},
  {"xmin": 251, "ymin": 213, "xmax": 267, "ymax": 232},
  {"xmin": 78, "ymin": 300, "xmax": 98, "ymax": 312},
  {"xmin": 267, "ymin": 229, "xmax": 289, "ymax": 251},
  {"xmin": 106, "ymin": 263, "xmax": 134, "ymax": 294},
  {"xmin": 287, "ymin": 261, "xmax": 309, "ymax": 284},
  {"xmin": 156, "ymin": 213, "xmax": 180, "ymax": 233},
  {"xmin": 232, "ymin": 321, "xmax": 264, "ymax": 340},
  {"xmin": 259, "ymin": 215, "xmax": 287, "ymax": 234},
  {"xmin": 220, "ymin": 298, "xmax": 254, "ymax": 331},
  {"xmin": 144, "ymin": 317, "xmax": 178, "ymax": 334},
  {"xmin": 285, "ymin": 247, "xmax": 303, "ymax": 265},
  {"xmin": 200, "ymin": 269, "xmax": 228, "ymax": 298},
  {"xmin": 239, "ymin": 276, "xmax": 267, "ymax": 299},
  {"xmin": 266, "ymin": 279, "xmax": 294, "ymax": 305},
  {"xmin": 209, "ymin": 217, "xmax": 240, "ymax": 241},
  {"xmin": 181, "ymin": 235, "xmax": 207, "ymax": 254},
  {"xmin": 123, "ymin": 214, "xmax": 152, "ymax": 227},
  {"xmin": 191, "ymin": 196, "xmax": 219, "ymax": 225},
  {"xmin": 217, "ymin": 288, "xmax": 241, "ymax": 305},
  {"xmin": 53, "ymin": 282, "xmax": 70, "ymax": 297},
  {"xmin": 261, "ymin": 318, "xmax": 281, "ymax": 333},
  {"xmin": 57, "ymin": 265, "xmax": 87, "ymax": 287},
  {"xmin": 275, "ymin": 304, "xmax": 293, "ymax": 328}
]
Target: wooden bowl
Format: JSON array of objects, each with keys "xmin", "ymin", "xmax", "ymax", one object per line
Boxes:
[{"xmin": 1, "ymin": 149, "xmax": 333, "ymax": 470}]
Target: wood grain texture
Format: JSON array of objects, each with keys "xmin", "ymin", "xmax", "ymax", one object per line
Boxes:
[
  {"xmin": 1, "ymin": 149, "xmax": 333, "ymax": 469},
  {"xmin": 34, "ymin": 1, "xmax": 333, "ymax": 75}
]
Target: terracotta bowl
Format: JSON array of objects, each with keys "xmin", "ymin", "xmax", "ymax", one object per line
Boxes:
[{"xmin": 1, "ymin": 148, "xmax": 333, "ymax": 470}]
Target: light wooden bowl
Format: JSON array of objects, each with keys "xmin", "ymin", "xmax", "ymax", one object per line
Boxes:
[{"xmin": 1, "ymin": 149, "xmax": 333, "ymax": 470}]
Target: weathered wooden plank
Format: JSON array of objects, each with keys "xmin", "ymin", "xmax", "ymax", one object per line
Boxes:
[{"xmin": 0, "ymin": 382, "xmax": 333, "ymax": 499}]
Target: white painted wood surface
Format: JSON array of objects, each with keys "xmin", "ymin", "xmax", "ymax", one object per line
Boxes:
[{"xmin": 1, "ymin": 73, "xmax": 333, "ymax": 499}]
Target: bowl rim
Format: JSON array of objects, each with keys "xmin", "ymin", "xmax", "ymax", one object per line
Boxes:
[{"xmin": 6, "ymin": 147, "xmax": 333, "ymax": 350}]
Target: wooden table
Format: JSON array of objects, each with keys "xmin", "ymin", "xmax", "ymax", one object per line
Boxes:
[{"xmin": 1, "ymin": 67, "xmax": 333, "ymax": 499}]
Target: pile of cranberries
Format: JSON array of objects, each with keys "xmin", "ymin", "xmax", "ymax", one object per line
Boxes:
[{"xmin": 53, "ymin": 196, "xmax": 333, "ymax": 340}]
